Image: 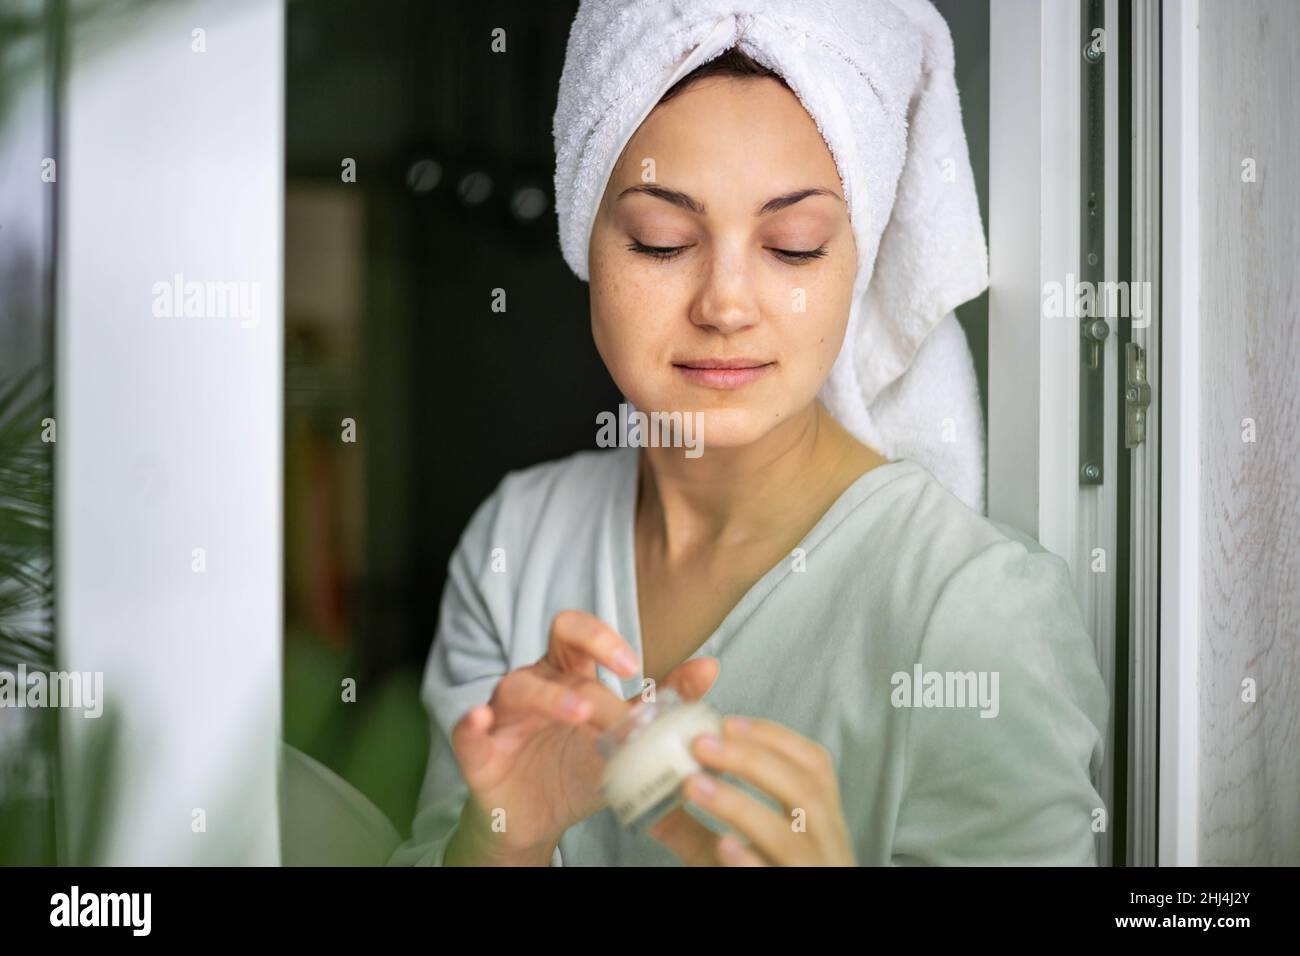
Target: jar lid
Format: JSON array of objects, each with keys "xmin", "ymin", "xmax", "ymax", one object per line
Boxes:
[{"xmin": 596, "ymin": 685, "xmax": 685, "ymax": 759}]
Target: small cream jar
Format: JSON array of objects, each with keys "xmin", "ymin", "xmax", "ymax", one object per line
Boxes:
[{"xmin": 597, "ymin": 686, "xmax": 724, "ymax": 832}]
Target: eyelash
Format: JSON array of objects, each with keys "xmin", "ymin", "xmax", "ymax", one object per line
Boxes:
[{"xmin": 625, "ymin": 240, "xmax": 828, "ymax": 264}]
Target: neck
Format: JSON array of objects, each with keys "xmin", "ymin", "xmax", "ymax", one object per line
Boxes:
[{"xmin": 636, "ymin": 401, "xmax": 880, "ymax": 558}]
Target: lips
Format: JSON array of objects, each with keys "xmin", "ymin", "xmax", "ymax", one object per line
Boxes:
[{"xmin": 673, "ymin": 358, "xmax": 775, "ymax": 390}]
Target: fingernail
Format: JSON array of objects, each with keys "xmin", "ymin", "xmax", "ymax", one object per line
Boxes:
[
  {"xmin": 561, "ymin": 693, "xmax": 587, "ymax": 716},
  {"xmin": 614, "ymin": 650, "xmax": 638, "ymax": 673},
  {"xmin": 696, "ymin": 733, "xmax": 723, "ymax": 754},
  {"xmin": 688, "ymin": 772, "xmax": 716, "ymax": 797},
  {"xmin": 726, "ymin": 716, "xmax": 752, "ymax": 734},
  {"xmin": 719, "ymin": 835, "xmax": 744, "ymax": 858}
]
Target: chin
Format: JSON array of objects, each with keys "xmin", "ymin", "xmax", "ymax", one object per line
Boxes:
[
  {"xmin": 615, "ymin": 379, "xmax": 804, "ymax": 453},
  {"xmin": 688, "ymin": 406, "xmax": 791, "ymax": 451}
]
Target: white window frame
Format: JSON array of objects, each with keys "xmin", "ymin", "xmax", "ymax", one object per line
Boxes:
[
  {"xmin": 989, "ymin": 0, "xmax": 1122, "ymax": 867},
  {"xmin": 56, "ymin": 0, "xmax": 285, "ymax": 865},
  {"xmin": 990, "ymin": 0, "xmax": 1203, "ymax": 870},
  {"xmin": 1157, "ymin": 0, "xmax": 1200, "ymax": 868}
]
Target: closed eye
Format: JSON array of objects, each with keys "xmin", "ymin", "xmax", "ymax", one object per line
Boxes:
[
  {"xmin": 626, "ymin": 240, "xmax": 830, "ymax": 264},
  {"xmin": 769, "ymin": 244, "xmax": 829, "ymax": 264},
  {"xmin": 626, "ymin": 240, "xmax": 688, "ymax": 261}
]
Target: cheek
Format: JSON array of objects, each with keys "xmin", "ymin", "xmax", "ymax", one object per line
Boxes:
[
  {"xmin": 588, "ymin": 245, "xmax": 628, "ymax": 355},
  {"xmin": 589, "ymin": 267, "xmax": 660, "ymax": 381},
  {"xmin": 590, "ymin": 244, "xmax": 682, "ymax": 344},
  {"xmin": 778, "ymin": 272, "xmax": 854, "ymax": 377},
  {"xmin": 816, "ymin": 305, "xmax": 852, "ymax": 370}
]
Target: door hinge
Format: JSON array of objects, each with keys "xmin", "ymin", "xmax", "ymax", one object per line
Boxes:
[{"xmin": 1124, "ymin": 342, "xmax": 1151, "ymax": 448}]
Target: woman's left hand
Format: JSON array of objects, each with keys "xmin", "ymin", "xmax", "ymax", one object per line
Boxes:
[{"xmin": 647, "ymin": 715, "xmax": 857, "ymax": 866}]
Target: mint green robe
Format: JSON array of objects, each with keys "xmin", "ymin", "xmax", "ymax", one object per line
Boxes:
[{"xmin": 388, "ymin": 448, "xmax": 1108, "ymax": 866}]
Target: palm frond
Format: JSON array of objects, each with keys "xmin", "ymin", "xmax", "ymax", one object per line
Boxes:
[{"xmin": 0, "ymin": 367, "xmax": 54, "ymax": 670}]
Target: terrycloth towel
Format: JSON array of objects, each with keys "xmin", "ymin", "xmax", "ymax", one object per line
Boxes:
[{"xmin": 553, "ymin": 0, "xmax": 989, "ymax": 513}]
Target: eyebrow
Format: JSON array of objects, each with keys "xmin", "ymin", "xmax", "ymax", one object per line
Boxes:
[{"xmin": 615, "ymin": 184, "xmax": 841, "ymax": 216}]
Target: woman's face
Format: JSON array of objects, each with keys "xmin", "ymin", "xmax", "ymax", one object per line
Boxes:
[{"xmin": 588, "ymin": 74, "xmax": 857, "ymax": 450}]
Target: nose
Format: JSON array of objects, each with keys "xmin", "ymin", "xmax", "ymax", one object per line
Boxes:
[{"xmin": 689, "ymin": 243, "xmax": 760, "ymax": 335}]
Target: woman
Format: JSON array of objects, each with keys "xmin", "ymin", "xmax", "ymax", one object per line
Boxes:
[{"xmin": 390, "ymin": 2, "xmax": 1108, "ymax": 867}]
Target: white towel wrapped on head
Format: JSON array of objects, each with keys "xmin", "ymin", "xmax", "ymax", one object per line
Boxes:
[{"xmin": 553, "ymin": 0, "xmax": 989, "ymax": 513}]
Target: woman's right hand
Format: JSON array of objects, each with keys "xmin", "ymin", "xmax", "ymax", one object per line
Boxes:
[{"xmin": 444, "ymin": 609, "xmax": 719, "ymax": 865}]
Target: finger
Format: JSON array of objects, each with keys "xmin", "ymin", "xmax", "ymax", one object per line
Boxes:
[
  {"xmin": 716, "ymin": 834, "xmax": 769, "ymax": 867},
  {"xmin": 566, "ymin": 678, "xmax": 638, "ymax": 732},
  {"xmin": 547, "ymin": 609, "xmax": 639, "ymax": 679},
  {"xmin": 646, "ymin": 806, "xmax": 721, "ymax": 867},
  {"xmin": 719, "ymin": 715, "xmax": 834, "ymax": 780},
  {"xmin": 493, "ymin": 668, "xmax": 595, "ymax": 724},
  {"xmin": 449, "ymin": 703, "xmax": 497, "ymax": 777},
  {"xmin": 660, "ymin": 656, "xmax": 720, "ymax": 701},
  {"xmin": 504, "ymin": 669, "xmax": 633, "ymax": 733},
  {"xmin": 681, "ymin": 771, "xmax": 798, "ymax": 865},
  {"xmin": 689, "ymin": 732, "xmax": 826, "ymax": 818}
]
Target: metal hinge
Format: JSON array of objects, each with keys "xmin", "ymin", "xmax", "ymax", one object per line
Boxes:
[{"xmin": 1124, "ymin": 343, "xmax": 1151, "ymax": 448}]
